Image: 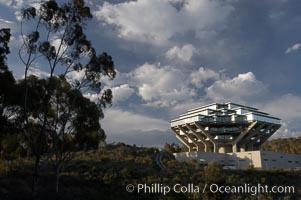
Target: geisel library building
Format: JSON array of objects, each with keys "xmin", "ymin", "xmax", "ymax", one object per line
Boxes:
[{"xmin": 171, "ymin": 102, "xmax": 301, "ymax": 169}]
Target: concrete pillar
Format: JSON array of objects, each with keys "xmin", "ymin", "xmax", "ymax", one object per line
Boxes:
[
  {"xmin": 205, "ymin": 144, "xmax": 211, "ymax": 152},
  {"xmin": 192, "ymin": 141, "xmax": 202, "ymax": 151},
  {"xmin": 232, "ymin": 144, "xmax": 237, "ymax": 153},
  {"xmin": 240, "ymin": 144, "xmax": 246, "ymax": 152},
  {"xmin": 214, "ymin": 143, "xmax": 219, "ymax": 153},
  {"xmin": 219, "ymin": 146, "xmax": 226, "ymax": 153},
  {"xmin": 231, "ymin": 121, "xmax": 258, "ymax": 153}
]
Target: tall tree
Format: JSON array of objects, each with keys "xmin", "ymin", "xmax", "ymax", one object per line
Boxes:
[
  {"xmin": 17, "ymin": 75, "xmax": 106, "ymax": 192},
  {"xmin": 18, "ymin": 0, "xmax": 115, "ymax": 196}
]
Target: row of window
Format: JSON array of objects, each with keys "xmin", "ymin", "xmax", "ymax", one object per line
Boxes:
[
  {"xmin": 209, "ymin": 127, "xmax": 239, "ymax": 132},
  {"xmin": 263, "ymin": 158, "xmax": 299, "ymax": 164}
]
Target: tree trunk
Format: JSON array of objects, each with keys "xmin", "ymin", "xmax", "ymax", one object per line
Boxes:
[
  {"xmin": 55, "ymin": 164, "xmax": 61, "ymax": 193},
  {"xmin": 31, "ymin": 85, "xmax": 52, "ymax": 198},
  {"xmin": 32, "ymin": 152, "xmax": 41, "ymax": 199}
]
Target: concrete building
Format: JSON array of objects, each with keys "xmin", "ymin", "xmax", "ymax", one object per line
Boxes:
[{"xmin": 171, "ymin": 102, "xmax": 301, "ymax": 169}]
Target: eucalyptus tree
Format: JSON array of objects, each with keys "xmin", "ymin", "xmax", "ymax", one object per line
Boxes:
[
  {"xmin": 19, "ymin": 0, "xmax": 115, "ymax": 196},
  {"xmin": 17, "ymin": 75, "xmax": 106, "ymax": 192},
  {"xmin": 48, "ymin": 76, "xmax": 106, "ymax": 192}
]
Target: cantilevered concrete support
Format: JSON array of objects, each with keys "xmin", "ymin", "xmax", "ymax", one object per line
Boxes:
[
  {"xmin": 194, "ymin": 122, "xmax": 221, "ymax": 153},
  {"xmin": 231, "ymin": 121, "xmax": 257, "ymax": 153},
  {"xmin": 185, "ymin": 123, "xmax": 211, "ymax": 152},
  {"xmin": 248, "ymin": 124, "xmax": 281, "ymax": 149},
  {"xmin": 171, "ymin": 127, "xmax": 194, "ymax": 152},
  {"xmin": 177, "ymin": 126, "xmax": 203, "ymax": 152}
]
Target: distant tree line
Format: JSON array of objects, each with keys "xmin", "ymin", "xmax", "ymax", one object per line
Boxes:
[{"xmin": 261, "ymin": 137, "xmax": 301, "ymax": 154}]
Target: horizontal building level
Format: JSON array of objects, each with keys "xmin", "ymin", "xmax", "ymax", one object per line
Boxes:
[{"xmin": 171, "ymin": 102, "xmax": 280, "ymax": 127}]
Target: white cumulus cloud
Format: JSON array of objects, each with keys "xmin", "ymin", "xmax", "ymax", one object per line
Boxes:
[
  {"xmin": 129, "ymin": 63, "xmax": 197, "ymax": 106},
  {"xmin": 83, "ymin": 84, "xmax": 135, "ymax": 104},
  {"xmin": 26, "ymin": 67, "xmax": 49, "ymax": 78},
  {"xmin": 111, "ymin": 84, "xmax": 135, "ymax": 103},
  {"xmin": 94, "ymin": 0, "xmax": 234, "ymax": 45},
  {"xmin": 285, "ymin": 43, "xmax": 301, "ymax": 54},
  {"xmin": 102, "ymin": 108, "xmax": 169, "ymax": 134},
  {"xmin": 206, "ymin": 72, "xmax": 267, "ymax": 102},
  {"xmin": 190, "ymin": 67, "xmax": 220, "ymax": 88},
  {"xmin": 165, "ymin": 44, "xmax": 196, "ymax": 62}
]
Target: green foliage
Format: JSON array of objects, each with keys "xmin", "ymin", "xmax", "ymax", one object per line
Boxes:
[
  {"xmin": 0, "ymin": 28, "xmax": 11, "ymax": 71},
  {"xmin": 15, "ymin": 75, "xmax": 105, "ymax": 153},
  {"xmin": 135, "ymin": 155, "xmax": 153, "ymax": 165},
  {"xmin": 204, "ymin": 162, "xmax": 224, "ymax": 184},
  {"xmin": 261, "ymin": 137, "xmax": 301, "ymax": 154},
  {"xmin": 20, "ymin": 0, "xmax": 116, "ymax": 93},
  {"xmin": 164, "ymin": 143, "xmax": 182, "ymax": 153},
  {"xmin": 1, "ymin": 134, "xmax": 20, "ymax": 161},
  {"xmin": 244, "ymin": 164, "xmax": 255, "ymax": 171},
  {"xmin": 0, "ymin": 28, "xmax": 24, "ymax": 163}
]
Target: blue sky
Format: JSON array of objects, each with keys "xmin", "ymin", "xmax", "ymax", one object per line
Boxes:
[{"xmin": 1, "ymin": 0, "xmax": 301, "ymax": 146}]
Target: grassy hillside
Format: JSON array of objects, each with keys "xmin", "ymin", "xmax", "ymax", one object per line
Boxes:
[
  {"xmin": 0, "ymin": 143, "xmax": 300, "ymax": 200},
  {"xmin": 261, "ymin": 137, "xmax": 301, "ymax": 154}
]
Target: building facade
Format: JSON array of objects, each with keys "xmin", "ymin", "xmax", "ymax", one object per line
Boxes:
[{"xmin": 171, "ymin": 102, "xmax": 301, "ymax": 169}]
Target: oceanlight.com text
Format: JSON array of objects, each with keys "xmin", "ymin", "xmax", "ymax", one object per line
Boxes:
[{"xmin": 126, "ymin": 183, "xmax": 295, "ymax": 196}]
